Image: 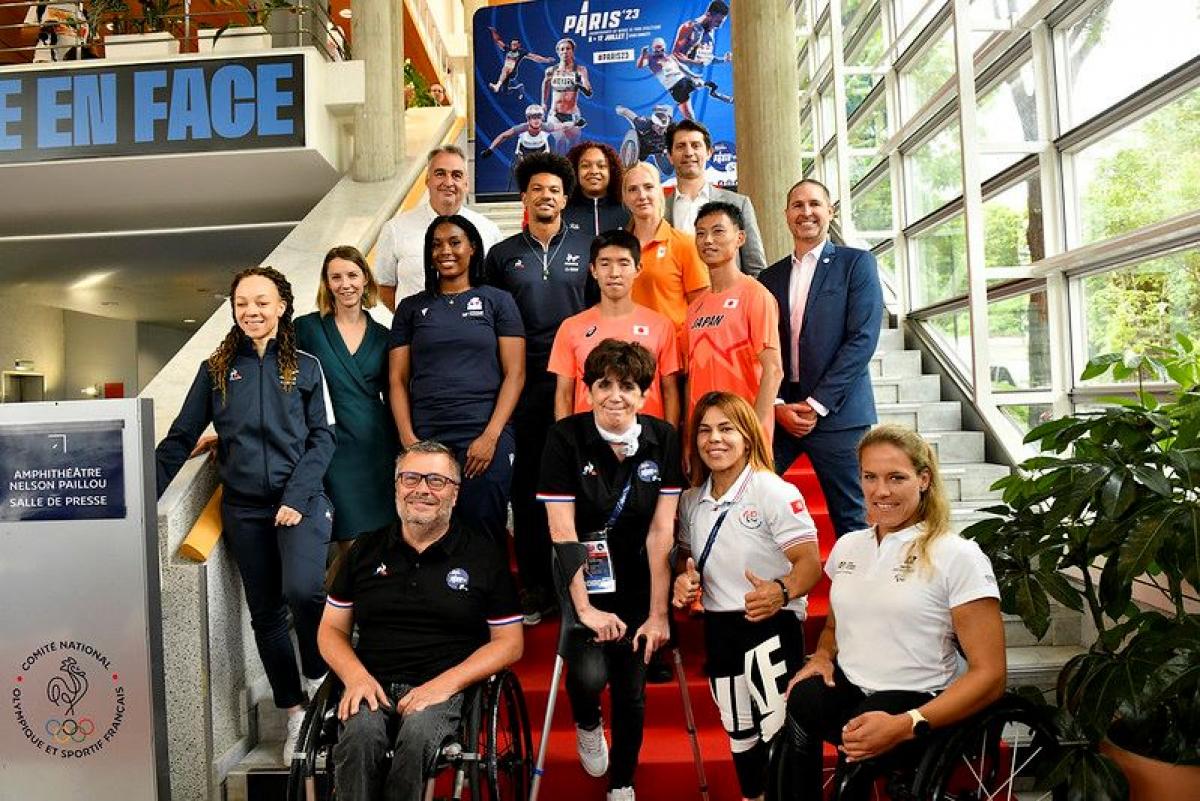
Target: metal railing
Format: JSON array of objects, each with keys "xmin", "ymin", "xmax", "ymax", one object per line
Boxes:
[{"xmin": 0, "ymin": 1, "xmax": 349, "ymax": 62}]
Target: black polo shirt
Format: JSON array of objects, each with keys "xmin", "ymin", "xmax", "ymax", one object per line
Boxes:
[
  {"xmin": 483, "ymin": 221, "xmax": 598, "ymax": 373},
  {"xmin": 537, "ymin": 413, "xmax": 684, "ymax": 628},
  {"xmin": 327, "ymin": 521, "xmax": 521, "ymax": 685}
]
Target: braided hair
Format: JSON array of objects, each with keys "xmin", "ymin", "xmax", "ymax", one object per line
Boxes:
[{"xmin": 208, "ymin": 266, "xmax": 299, "ymax": 400}]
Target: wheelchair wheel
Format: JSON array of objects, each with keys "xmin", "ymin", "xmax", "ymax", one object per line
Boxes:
[
  {"xmin": 484, "ymin": 670, "xmax": 533, "ymax": 801},
  {"xmin": 911, "ymin": 695, "xmax": 1066, "ymax": 801},
  {"xmin": 288, "ymin": 677, "xmax": 339, "ymax": 801}
]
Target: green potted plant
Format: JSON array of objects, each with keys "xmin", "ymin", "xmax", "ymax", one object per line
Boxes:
[
  {"xmin": 105, "ymin": 0, "xmax": 182, "ymax": 59},
  {"xmin": 203, "ymin": 0, "xmax": 294, "ymax": 52},
  {"xmin": 964, "ymin": 338, "xmax": 1200, "ymax": 800}
]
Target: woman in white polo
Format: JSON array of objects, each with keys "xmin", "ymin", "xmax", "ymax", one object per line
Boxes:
[
  {"xmin": 782, "ymin": 424, "xmax": 1005, "ymax": 800},
  {"xmin": 673, "ymin": 391, "xmax": 822, "ymax": 801}
]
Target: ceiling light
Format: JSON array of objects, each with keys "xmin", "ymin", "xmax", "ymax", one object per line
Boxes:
[{"xmin": 70, "ymin": 271, "xmax": 114, "ymax": 290}]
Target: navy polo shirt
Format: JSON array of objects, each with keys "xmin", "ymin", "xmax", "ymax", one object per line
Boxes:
[
  {"xmin": 327, "ymin": 521, "xmax": 521, "ymax": 685},
  {"xmin": 483, "ymin": 222, "xmax": 598, "ymax": 373},
  {"xmin": 536, "ymin": 414, "xmax": 684, "ymax": 628},
  {"xmin": 391, "ymin": 285, "xmax": 524, "ymax": 444}
]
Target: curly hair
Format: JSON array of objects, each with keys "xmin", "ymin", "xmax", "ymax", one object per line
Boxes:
[
  {"xmin": 515, "ymin": 151, "xmax": 575, "ymax": 196},
  {"xmin": 566, "ymin": 140, "xmax": 623, "ymax": 205},
  {"xmin": 208, "ymin": 266, "xmax": 298, "ymax": 400},
  {"xmin": 423, "ymin": 215, "xmax": 487, "ymax": 295}
]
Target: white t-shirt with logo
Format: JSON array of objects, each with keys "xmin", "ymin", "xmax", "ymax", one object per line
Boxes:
[
  {"xmin": 828, "ymin": 524, "xmax": 1000, "ymax": 694},
  {"xmin": 374, "ymin": 202, "xmax": 502, "ymax": 303},
  {"xmin": 678, "ymin": 465, "xmax": 818, "ymax": 617}
]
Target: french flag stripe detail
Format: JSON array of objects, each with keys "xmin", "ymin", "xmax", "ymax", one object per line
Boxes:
[
  {"xmin": 326, "ymin": 596, "xmax": 353, "ymax": 608},
  {"xmin": 488, "ymin": 615, "xmax": 524, "ymax": 626},
  {"xmin": 660, "ymin": 487, "xmax": 683, "ymax": 495},
  {"xmin": 536, "ymin": 493, "xmax": 575, "ymax": 502}
]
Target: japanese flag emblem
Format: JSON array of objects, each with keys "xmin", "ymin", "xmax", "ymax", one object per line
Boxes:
[{"xmin": 632, "ymin": 324, "xmax": 650, "ymax": 336}]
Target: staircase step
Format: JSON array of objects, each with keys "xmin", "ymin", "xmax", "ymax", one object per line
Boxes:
[
  {"xmin": 876, "ymin": 400, "xmax": 962, "ymax": 432},
  {"xmin": 940, "ymin": 462, "xmax": 1010, "ymax": 501},
  {"xmin": 919, "ymin": 430, "xmax": 985, "ymax": 464},
  {"xmin": 875, "ymin": 327, "xmax": 905, "ymax": 352},
  {"xmin": 1006, "ymin": 645, "xmax": 1085, "ymax": 694},
  {"xmin": 871, "ymin": 374, "xmax": 942, "ymax": 404},
  {"xmin": 869, "ymin": 349, "xmax": 922, "ymax": 378}
]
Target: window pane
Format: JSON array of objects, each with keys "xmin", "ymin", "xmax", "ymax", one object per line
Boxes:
[
  {"xmin": 852, "ymin": 174, "xmax": 893, "ymax": 232},
  {"xmin": 911, "ymin": 214, "xmax": 966, "ymax": 307},
  {"xmin": 849, "ymin": 155, "xmax": 881, "ymax": 187},
  {"xmin": 798, "ymin": 47, "xmax": 812, "ymax": 92},
  {"xmin": 848, "ymin": 100, "xmax": 888, "ymax": 149},
  {"xmin": 901, "ymin": 27, "xmax": 954, "ymax": 121},
  {"xmin": 999, "ymin": 403, "xmax": 1055, "ymax": 435},
  {"xmin": 847, "ymin": 21, "xmax": 885, "ymax": 66},
  {"xmin": 816, "ymin": 20, "xmax": 832, "ymax": 64},
  {"xmin": 906, "ymin": 122, "xmax": 962, "ymax": 221},
  {"xmin": 925, "ymin": 307, "xmax": 974, "ymax": 380},
  {"xmin": 984, "ymin": 174, "xmax": 1044, "ymax": 269},
  {"xmin": 1074, "ymin": 87, "xmax": 1200, "ymax": 246},
  {"xmin": 1080, "ymin": 249, "xmax": 1200, "ymax": 363},
  {"xmin": 1061, "ymin": 0, "xmax": 1200, "ymax": 129},
  {"xmin": 989, "ymin": 290, "xmax": 1051, "ymax": 391},
  {"xmin": 842, "ymin": 0, "xmax": 868, "ymax": 31},
  {"xmin": 824, "ymin": 152, "xmax": 842, "ymax": 200},
  {"xmin": 970, "ymin": 0, "xmax": 1036, "ymax": 28},
  {"xmin": 846, "ymin": 74, "xmax": 879, "ymax": 117},
  {"xmin": 799, "ymin": 111, "xmax": 814, "ymax": 151},
  {"xmin": 977, "ymin": 61, "xmax": 1038, "ymax": 179},
  {"xmin": 795, "ymin": 0, "xmax": 810, "ymax": 29},
  {"xmin": 820, "ymin": 90, "xmax": 836, "ymax": 145},
  {"xmin": 874, "ymin": 247, "xmax": 896, "ymax": 287}
]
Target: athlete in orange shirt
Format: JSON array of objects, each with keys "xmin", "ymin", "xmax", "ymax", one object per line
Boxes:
[
  {"xmin": 684, "ymin": 201, "xmax": 784, "ymax": 441},
  {"xmin": 623, "ymin": 161, "xmax": 710, "ymax": 345},
  {"xmin": 549, "ymin": 229, "xmax": 681, "ymax": 425}
]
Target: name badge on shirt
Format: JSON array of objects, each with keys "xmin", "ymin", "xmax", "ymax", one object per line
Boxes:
[{"xmin": 580, "ymin": 531, "xmax": 616, "ymax": 594}]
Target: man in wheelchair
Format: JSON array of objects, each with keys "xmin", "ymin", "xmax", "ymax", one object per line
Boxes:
[{"xmin": 317, "ymin": 441, "xmax": 524, "ymax": 801}]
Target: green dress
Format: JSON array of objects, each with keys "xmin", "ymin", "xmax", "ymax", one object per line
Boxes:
[{"xmin": 295, "ymin": 312, "xmax": 398, "ymax": 540}]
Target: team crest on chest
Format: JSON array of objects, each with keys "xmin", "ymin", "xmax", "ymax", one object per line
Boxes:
[
  {"xmin": 739, "ymin": 505, "xmax": 763, "ymax": 529},
  {"xmin": 229, "ymin": 368, "xmax": 243, "ymax": 382},
  {"xmin": 723, "ymin": 297, "xmax": 739, "ymax": 309},
  {"xmin": 446, "ymin": 567, "xmax": 470, "ymax": 591},
  {"xmin": 585, "ymin": 325, "xmax": 598, "ymax": 338},
  {"xmin": 637, "ymin": 461, "xmax": 660, "ymax": 483},
  {"xmin": 632, "ymin": 324, "xmax": 650, "ymax": 336}
]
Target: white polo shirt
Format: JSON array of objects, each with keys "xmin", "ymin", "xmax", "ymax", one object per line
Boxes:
[
  {"xmin": 828, "ymin": 524, "xmax": 1000, "ymax": 694},
  {"xmin": 374, "ymin": 202, "xmax": 503, "ymax": 302},
  {"xmin": 678, "ymin": 465, "xmax": 818, "ymax": 617}
]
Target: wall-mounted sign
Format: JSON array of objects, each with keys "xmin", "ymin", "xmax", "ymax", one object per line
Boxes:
[
  {"xmin": 0, "ymin": 420, "xmax": 126, "ymax": 521},
  {"xmin": 0, "ymin": 53, "xmax": 305, "ymax": 165}
]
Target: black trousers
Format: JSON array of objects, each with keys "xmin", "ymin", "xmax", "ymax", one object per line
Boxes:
[
  {"xmin": 511, "ymin": 377, "xmax": 555, "ymax": 594},
  {"xmin": 565, "ymin": 638, "xmax": 648, "ymax": 791},
  {"xmin": 783, "ymin": 664, "xmax": 934, "ymax": 801}
]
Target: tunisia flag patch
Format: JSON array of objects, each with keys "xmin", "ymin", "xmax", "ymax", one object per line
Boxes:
[{"xmin": 790, "ymin": 498, "xmax": 806, "ymax": 515}]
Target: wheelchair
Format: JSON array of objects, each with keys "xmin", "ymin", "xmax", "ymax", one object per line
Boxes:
[
  {"xmin": 287, "ymin": 670, "xmax": 533, "ymax": 801},
  {"xmin": 766, "ymin": 692, "xmax": 1066, "ymax": 800}
]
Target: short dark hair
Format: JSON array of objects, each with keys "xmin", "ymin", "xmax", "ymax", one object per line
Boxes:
[
  {"xmin": 423, "ymin": 215, "xmax": 486, "ymax": 295},
  {"xmin": 707, "ymin": 1, "xmax": 730, "ymax": 14},
  {"xmin": 582, "ymin": 339, "xmax": 656, "ymax": 393},
  {"xmin": 589, "ymin": 229, "xmax": 641, "ymax": 266},
  {"xmin": 515, "ymin": 151, "xmax": 575, "ymax": 195},
  {"xmin": 567, "ymin": 140, "xmax": 624, "ymax": 205},
  {"xmin": 666, "ymin": 118, "xmax": 713, "ymax": 151},
  {"xmin": 695, "ymin": 200, "xmax": 744, "ymax": 230},
  {"xmin": 395, "ymin": 440, "xmax": 460, "ymax": 480},
  {"xmin": 787, "ymin": 177, "xmax": 833, "ymax": 204}
]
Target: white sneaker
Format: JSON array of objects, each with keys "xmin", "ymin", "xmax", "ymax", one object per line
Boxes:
[
  {"xmin": 606, "ymin": 787, "xmax": 635, "ymax": 801},
  {"xmin": 576, "ymin": 722, "xmax": 609, "ymax": 777},
  {"xmin": 282, "ymin": 708, "xmax": 306, "ymax": 764}
]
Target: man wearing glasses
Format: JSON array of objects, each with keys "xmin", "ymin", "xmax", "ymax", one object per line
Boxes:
[{"xmin": 318, "ymin": 441, "xmax": 524, "ymax": 801}]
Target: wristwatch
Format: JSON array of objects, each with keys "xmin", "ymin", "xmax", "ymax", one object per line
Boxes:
[{"xmin": 907, "ymin": 709, "xmax": 931, "ymax": 738}]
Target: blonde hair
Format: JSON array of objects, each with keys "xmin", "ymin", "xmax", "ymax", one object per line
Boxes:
[
  {"xmin": 622, "ymin": 161, "xmax": 666, "ymax": 219},
  {"xmin": 316, "ymin": 245, "xmax": 379, "ymax": 316},
  {"xmin": 689, "ymin": 392, "xmax": 774, "ymax": 483},
  {"xmin": 858, "ymin": 424, "xmax": 951, "ymax": 572}
]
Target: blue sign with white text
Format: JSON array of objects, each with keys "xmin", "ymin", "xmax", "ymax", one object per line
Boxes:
[
  {"xmin": 0, "ymin": 54, "xmax": 305, "ymax": 164},
  {"xmin": 473, "ymin": 0, "xmax": 738, "ymax": 198},
  {"xmin": 0, "ymin": 422, "xmax": 126, "ymax": 521}
]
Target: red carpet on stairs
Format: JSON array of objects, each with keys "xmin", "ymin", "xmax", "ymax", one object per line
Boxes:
[{"xmin": 506, "ymin": 455, "xmax": 839, "ymax": 800}]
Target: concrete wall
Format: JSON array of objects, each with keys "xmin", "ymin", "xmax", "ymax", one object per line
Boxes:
[
  {"xmin": 0, "ymin": 300, "xmax": 66, "ymax": 400},
  {"xmin": 63, "ymin": 310, "xmax": 139, "ymax": 399},
  {"xmin": 136, "ymin": 323, "xmax": 193, "ymax": 394}
]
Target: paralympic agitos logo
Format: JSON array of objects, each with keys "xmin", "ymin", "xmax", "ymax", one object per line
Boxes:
[{"xmin": 11, "ymin": 639, "xmax": 126, "ymax": 759}]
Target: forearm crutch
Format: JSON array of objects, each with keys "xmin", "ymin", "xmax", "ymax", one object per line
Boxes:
[
  {"xmin": 530, "ymin": 541, "xmax": 590, "ymax": 801},
  {"xmin": 672, "ymin": 646, "xmax": 710, "ymax": 801}
]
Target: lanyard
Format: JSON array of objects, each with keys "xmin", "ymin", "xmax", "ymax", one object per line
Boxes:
[
  {"xmin": 601, "ymin": 474, "xmax": 635, "ymax": 536},
  {"xmin": 695, "ymin": 505, "xmax": 732, "ymax": 576}
]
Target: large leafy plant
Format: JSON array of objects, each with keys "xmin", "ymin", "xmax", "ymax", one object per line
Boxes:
[{"xmin": 965, "ymin": 337, "xmax": 1200, "ymax": 800}]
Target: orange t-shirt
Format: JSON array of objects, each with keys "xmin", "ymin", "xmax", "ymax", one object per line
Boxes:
[
  {"xmin": 631, "ymin": 220, "xmax": 711, "ymax": 342},
  {"xmin": 547, "ymin": 304, "xmax": 681, "ymax": 420},
  {"xmin": 684, "ymin": 277, "xmax": 781, "ymax": 418}
]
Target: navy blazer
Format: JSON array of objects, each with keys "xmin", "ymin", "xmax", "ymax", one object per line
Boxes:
[{"xmin": 758, "ymin": 242, "xmax": 883, "ymax": 431}]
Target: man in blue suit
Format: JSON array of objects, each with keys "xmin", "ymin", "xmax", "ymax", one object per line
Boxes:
[{"xmin": 758, "ymin": 179, "xmax": 883, "ymax": 536}]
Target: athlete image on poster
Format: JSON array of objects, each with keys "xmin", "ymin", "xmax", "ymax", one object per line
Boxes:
[
  {"xmin": 473, "ymin": 0, "xmax": 739, "ymax": 198},
  {"xmin": 542, "ymin": 37, "xmax": 593, "ymax": 154},
  {"xmin": 487, "ymin": 27, "xmax": 555, "ymax": 100}
]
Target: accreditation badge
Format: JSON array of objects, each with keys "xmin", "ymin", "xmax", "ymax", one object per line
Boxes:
[{"xmin": 580, "ymin": 531, "xmax": 616, "ymax": 594}]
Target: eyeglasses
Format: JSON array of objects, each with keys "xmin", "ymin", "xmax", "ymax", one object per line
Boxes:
[{"xmin": 396, "ymin": 471, "xmax": 459, "ymax": 491}]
